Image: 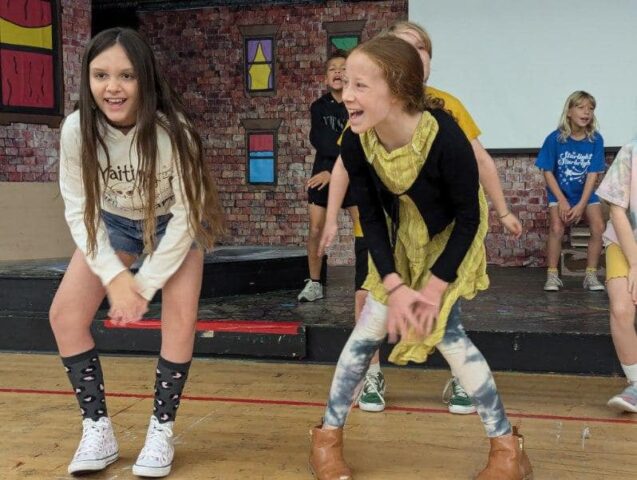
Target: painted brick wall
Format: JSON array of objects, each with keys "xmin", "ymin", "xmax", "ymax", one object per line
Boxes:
[
  {"xmin": 0, "ymin": 0, "xmax": 615, "ymax": 268},
  {"xmin": 138, "ymin": 1, "xmax": 407, "ymax": 265},
  {"xmin": 0, "ymin": 0, "xmax": 90, "ymax": 182}
]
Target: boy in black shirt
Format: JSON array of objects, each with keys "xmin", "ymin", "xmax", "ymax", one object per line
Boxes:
[{"xmin": 299, "ymin": 49, "xmax": 360, "ymax": 301}]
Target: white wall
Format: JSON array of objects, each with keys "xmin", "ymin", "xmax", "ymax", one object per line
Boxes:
[{"xmin": 409, "ymin": 0, "xmax": 637, "ymax": 149}]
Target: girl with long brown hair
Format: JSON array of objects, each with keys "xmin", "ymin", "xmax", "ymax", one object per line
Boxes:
[
  {"xmin": 309, "ymin": 35, "xmax": 532, "ymax": 480},
  {"xmin": 51, "ymin": 27, "xmax": 223, "ymax": 477}
]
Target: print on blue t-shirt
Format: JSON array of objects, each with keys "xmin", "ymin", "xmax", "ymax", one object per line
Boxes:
[{"xmin": 535, "ymin": 129, "xmax": 605, "ymax": 205}]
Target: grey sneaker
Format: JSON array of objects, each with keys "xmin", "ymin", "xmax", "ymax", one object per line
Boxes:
[
  {"xmin": 543, "ymin": 272, "xmax": 563, "ymax": 291},
  {"xmin": 583, "ymin": 271, "xmax": 605, "ymax": 291},
  {"xmin": 607, "ymin": 384, "xmax": 637, "ymax": 413},
  {"xmin": 298, "ymin": 279, "xmax": 324, "ymax": 302},
  {"xmin": 68, "ymin": 417, "xmax": 119, "ymax": 474}
]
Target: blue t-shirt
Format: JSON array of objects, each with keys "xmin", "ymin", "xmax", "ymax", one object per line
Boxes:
[{"xmin": 535, "ymin": 129, "xmax": 605, "ymax": 204}]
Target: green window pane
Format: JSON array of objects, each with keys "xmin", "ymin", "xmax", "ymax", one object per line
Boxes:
[{"xmin": 331, "ymin": 36, "xmax": 358, "ymax": 51}]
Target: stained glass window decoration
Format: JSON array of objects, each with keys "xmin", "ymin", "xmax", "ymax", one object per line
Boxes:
[
  {"xmin": 245, "ymin": 37, "xmax": 274, "ymax": 93},
  {"xmin": 0, "ymin": 0, "xmax": 63, "ymax": 126},
  {"xmin": 248, "ymin": 132, "xmax": 276, "ymax": 184},
  {"xmin": 329, "ymin": 35, "xmax": 359, "ymax": 53}
]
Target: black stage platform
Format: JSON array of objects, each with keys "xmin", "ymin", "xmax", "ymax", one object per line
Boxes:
[{"xmin": 0, "ymin": 247, "xmax": 620, "ymax": 375}]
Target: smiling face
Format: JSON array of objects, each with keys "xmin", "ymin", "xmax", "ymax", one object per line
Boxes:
[
  {"xmin": 326, "ymin": 56, "xmax": 346, "ymax": 93},
  {"xmin": 342, "ymin": 51, "xmax": 396, "ymax": 134},
  {"xmin": 567, "ymin": 98, "xmax": 595, "ymax": 131},
  {"xmin": 89, "ymin": 43, "xmax": 139, "ymax": 127},
  {"xmin": 392, "ymin": 28, "xmax": 431, "ymax": 82}
]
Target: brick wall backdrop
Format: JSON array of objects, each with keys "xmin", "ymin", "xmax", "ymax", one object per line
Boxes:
[
  {"xmin": 0, "ymin": 0, "xmax": 615, "ymax": 268},
  {"xmin": 0, "ymin": 0, "xmax": 90, "ymax": 182},
  {"xmin": 138, "ymin": 1, "xmax": 407, "ymax": 266},
  {"xmin": 487, "ymin": 152, "xmax": 615, "ymax": 267}
]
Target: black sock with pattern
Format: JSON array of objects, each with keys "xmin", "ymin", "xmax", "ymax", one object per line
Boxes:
[
  {"xmin": 153, "ymin": 356, "xmax": 191, "ymax": 423},
  {"xmin": 61, "ymin": 348, "xmax": 108, "ymax": 421}
]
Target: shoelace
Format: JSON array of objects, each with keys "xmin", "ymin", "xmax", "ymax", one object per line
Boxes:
[
  {"xmin": 140, "ymin": 422, "xmax": 171, "ymax": 461},
  {"xmin": 362, "ymin": 374, "xmax": 385, "ymax": 405},
  {"xmin": 585, "ymin": 273, "xmax": 601, "ymax": 285},
  {"xmin": 76, "ymin": 421, "xmax": 107, "ymax": 455},
  {"xmin": 547, "ymin": 274, "xmax": 563, "ymax": 287},
  {"xmin": 441, "ymin": 378, "xmax": 469, "ymax": 404}
]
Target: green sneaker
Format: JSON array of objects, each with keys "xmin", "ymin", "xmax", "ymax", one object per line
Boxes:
[
  {"xmin": 442, "ymin": 377, "xmax": 476, "ymax": 414},
  {"xmin": 358, "ymin": 371, "xmax": 386, "ymax": 412}
]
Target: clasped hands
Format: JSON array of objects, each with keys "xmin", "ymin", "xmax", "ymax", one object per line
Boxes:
[
  {"xmin": 385, "ymin": 274, "xmax": 447, "ymax": 344},
  {"xmin": 106, "ymin": 270, "xmax": 148, "ymax": 325},
  {"xmin": 557, "ymin": 198, "xmax": 585, "ymax": 225}
]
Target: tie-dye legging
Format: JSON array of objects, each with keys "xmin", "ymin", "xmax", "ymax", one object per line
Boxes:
[{"xmin": 323, "ymin": 296, "xmax": 512, "ymax": 438}]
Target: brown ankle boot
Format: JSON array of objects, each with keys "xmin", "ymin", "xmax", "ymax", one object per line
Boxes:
[
  {"xmin": 309, "ymin": 425, "xmax": 353, "ymax": 480},
  {"xmin": 476, "ymin": 427, "xmax": 533, "ymax": 480}
]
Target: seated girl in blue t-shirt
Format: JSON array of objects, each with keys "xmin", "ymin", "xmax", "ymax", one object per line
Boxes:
[{"xmin": 535, "ymin": 91, "xmax": 606, "ymax": 292}]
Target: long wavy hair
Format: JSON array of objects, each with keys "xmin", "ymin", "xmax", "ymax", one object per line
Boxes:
[
  {"xmin": 557, "ymin": 90, "xmax": 599, "ymax": 142},
  {"xmin": 78, "ymin": 27, "xmax": 224, "ymax": 256}
]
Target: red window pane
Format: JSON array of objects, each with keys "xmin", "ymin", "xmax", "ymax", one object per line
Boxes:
[{"xmin": 249, "ymin": 133, "xmax": 274, "ymax": 152}]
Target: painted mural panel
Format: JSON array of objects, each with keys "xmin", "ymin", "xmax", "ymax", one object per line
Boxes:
[{"xmin": 0, "ymin": 0, "xmax": 59, "ymax": 113}]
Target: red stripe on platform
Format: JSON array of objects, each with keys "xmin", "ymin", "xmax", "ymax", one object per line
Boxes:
[
  {"xmin": 104, "ymin": 319, "xmax": 301, "ymax": 335},
  {"xmin": 2, "ymin": 388, "xmax": 636, "ymax": 426}
]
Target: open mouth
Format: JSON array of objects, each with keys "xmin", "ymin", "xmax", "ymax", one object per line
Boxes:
[
  {"xmin": 105, "ymin": 98, "xmax": 126, "ymax": 107},
  {"xmin": 348, "ymin": 110, "xmax": 363, "ymax": 120}
]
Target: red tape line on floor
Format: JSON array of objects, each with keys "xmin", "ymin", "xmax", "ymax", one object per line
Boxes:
[{"xmin": 2, "ymin": 387, "xmax": 636, "ymax": 425}]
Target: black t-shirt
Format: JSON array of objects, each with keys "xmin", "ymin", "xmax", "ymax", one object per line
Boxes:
[{"xmin": 309, "ymin": 92, "xmax": 348, "ymax": 175}]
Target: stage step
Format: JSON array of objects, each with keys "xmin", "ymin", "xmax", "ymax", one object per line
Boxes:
[
  {"xmin": 0, "ymin": 246, "xmax": 313, "ymax": 312},
  {"xmin": 0, "ymin": 312, "xmax": 306, "ymax": 359},
  {"xmin": 97, "ymin": 318, "xmax": 306, "ymax": 359}
]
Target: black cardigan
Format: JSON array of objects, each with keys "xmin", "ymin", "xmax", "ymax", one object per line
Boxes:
[{"xmin": 340, "ymin": 108, "xmax": 480, "ymax": 283}]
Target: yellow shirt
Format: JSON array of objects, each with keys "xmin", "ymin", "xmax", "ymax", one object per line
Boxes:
[
  {"xmin": 358, "ymin": 112, "xmax": 489, "ymax": 365},
  {"xmin": 339, "ymin": 85, "xmax": 481, "ymax": 146},
  {"xmin": 426, "ymin": 85, "xmax": 481, "ymax": 141}
]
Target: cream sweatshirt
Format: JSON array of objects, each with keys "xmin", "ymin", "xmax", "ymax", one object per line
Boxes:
[{"xmin": 58, "ymin": 110, "xmax": 194, "ymax": 300}]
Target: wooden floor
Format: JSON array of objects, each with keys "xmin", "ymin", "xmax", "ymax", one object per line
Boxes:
[{"xmin": 1, "ymin": 353, "xmax": 635, "ymax": 479}]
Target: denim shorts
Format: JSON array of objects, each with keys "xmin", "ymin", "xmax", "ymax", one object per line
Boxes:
[{"xmin": 101, "ymin": 210, "xmax": 173, "ymax": 256}]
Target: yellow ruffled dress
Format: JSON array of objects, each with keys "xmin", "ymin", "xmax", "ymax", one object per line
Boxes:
[{"xmin": 359, "ymin": 111, "xmax": 490, "ymax": 365}]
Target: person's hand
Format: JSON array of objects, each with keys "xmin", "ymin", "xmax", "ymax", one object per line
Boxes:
[
  {"xmin": 500, "ymin": 212, "xmax": 523, "ymax": 238},
  {"xmin": 566, "ymin": 202, "xmax": 585, "ymax": 225},
  {"xmin": 557, "ymin": 198, "xmax": 571, "ymax": 223},
  {"xmin": 386, "ymin": 284, "xmax": 427, "ymax": 344},
  {"xmin": 106, "ymin": 270, "xmax": 148, "ymax": 325},
  {"xmin": 628, "ymin": 266, "xmax": 637, "ymax": 304},
  {"xmin": 318, "ymin": 220, "xmax": 338, "ymax": 257},
  {"xmin": 306, "ymin": 171, "xmax": 331, "ymax": 190},
  {"xmin": 411, "ymin": 275, "xmax": 448, "ymax": 340}
]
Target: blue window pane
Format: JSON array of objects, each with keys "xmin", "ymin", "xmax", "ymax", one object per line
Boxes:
[{"xmin": 249, "ymin": 158, "xmax": 274, "ymax": 183}]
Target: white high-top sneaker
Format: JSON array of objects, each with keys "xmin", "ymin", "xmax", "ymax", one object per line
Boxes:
[
  {"xmin": 583, "ymin": 270, "xmax": 605, "ymax": 291},
  {"xmin": 133, "ymin": 415, "xmax": 175, "ymax": 478},
  {"xmin": 68, "ymin": 417, "xmax": 119, "ymax": 474}
]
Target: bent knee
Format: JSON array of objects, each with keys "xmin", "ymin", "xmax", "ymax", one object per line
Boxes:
[
  {"xmin": 589, "ymin": 222, "xmax": 605, "ymax": 237},
  {"xmin": 610, "ymin": 302, "xmax": 636, "ymax": 326},
  {"xmin": 549, "ymin": 223, "xmax": 565, "ymax": 237},
  {"xmin": 308, "ymin": 225, "xmax": 323, "ymax": 239}
]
